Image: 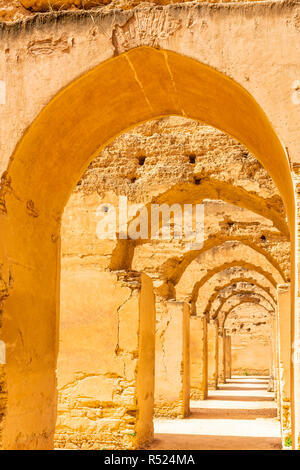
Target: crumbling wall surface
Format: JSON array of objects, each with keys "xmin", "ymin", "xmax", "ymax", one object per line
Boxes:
[
  {"xmin": 64, "ymin": 117, "xmax": 289, "ymax": 282},
  {"xmin": 176, "ymin": 241, "xmax": 284, "ymax": 304},
  {"xmin": 1, "ymin": 0, "xmax": 272, "ymax": 22},
  {"xmin": 55, "ymin": 270, "xmax": 155, "ymax": 450},
  {"xmin": 76, "ymin": 118, "xmax": 286, "ymax": 235},
  {"xmin": 0, "ymin": 1, "xmax": 30, "ymax": 22},
  {"xmin": 59, "ymin": 116, "xmax": 287, "ymax": 423},
  {"xmin": 0, "ymin": 0, "xmax": 297, "ymax": 451},
  {"xmin": 132, "ymin": 198, "xmax": 289, "ymax": 289},
  {"xmin": 207, "ymin": 282, "xmax": 275, "ymax": 320},
  {"xmin": 1, "ymin": 2, "xmax": 300, "ymax": 177},
  {"xmin": 226, "ymin": 304, "xmax": 272, "ymax": 376},
  {"xmin": 196, "ymin": 266, "xmax": 277, "ymax": 318}
]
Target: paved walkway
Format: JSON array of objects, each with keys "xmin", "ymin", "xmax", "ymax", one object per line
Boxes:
[{"xmin": 150, "ymin": 376, "xmax": 281, "ymax": 450}]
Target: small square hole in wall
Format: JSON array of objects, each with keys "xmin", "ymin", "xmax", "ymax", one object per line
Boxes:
[
  {"xmin": 138, "ymin": 156, "xmax": 146, "ymax": 166},
  {"xmin": 189, "ymin": 154, "xmax": 196, "ymax": 164}
]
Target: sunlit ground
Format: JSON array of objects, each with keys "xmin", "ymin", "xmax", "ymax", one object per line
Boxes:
[{"xmin": 151, "ymin": 376, "xmax": 281, "ymax": 450}]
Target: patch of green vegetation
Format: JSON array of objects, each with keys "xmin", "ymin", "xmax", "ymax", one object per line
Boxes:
[
  {"xmin": 285, "ymin": 436, "xmax": 292, "ymax": 447},
  {"xmin": 244, "ymin": 371, "xmax": 249, "ymax": 376}
]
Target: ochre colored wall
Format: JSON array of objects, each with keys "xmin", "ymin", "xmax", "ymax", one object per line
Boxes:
[
  {"xmin": 190, "ymin": 315, "xmax": 207, "ymax": 399},
  {"xmin": 207, "ymin": 321, "xmax": 218, "ymax": 389},
  {"xmin": 0, "ymin": 6, "xmax": 297, "ymax": 447},
  {"xmin": 155, "ymin": 301, "xmax": 190, "ymax": 418},
  {"xmin": 231, "ymin": 338, "xmax": 271, "ymax": 376},
  {"xmin": 56, "ymin": 269, "xmax": 155, "ymax": 449}
]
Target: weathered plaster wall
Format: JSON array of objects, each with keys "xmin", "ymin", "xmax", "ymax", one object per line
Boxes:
[
  {"xmin": 0, "ymin": 1, "xmax": 297, "ymax": 449},
  {"xmin": 59, "ymin": 117, "xmax": 286, "ymax": 429},
  {"xmin": 154, "ymin": 301, "xmax": 190, "ymax": 418},
  {"xmin": 0, "ymin": 2, "xmax": 300, "ymax": 174},
  {"xmin": 0, "ymin": 0, "xmax": 276, "ymax": 23},
  {"xmin": 56, "ymin": 270, "xmax": 155, "ymax": 449},
  {"xmin": 190, "ymin": 315, "xmax": 207, "ymax": 399},
  {"xmin": 226, "ymin": 304, "xmax": 272, "ymax": 375},
  {"xmin": 207, "ymin": 321, "xmax": 218, "ymax": 389},
  {"xmin": 61, "ymin": 116, "xmax": 289, "ymax": 293}
]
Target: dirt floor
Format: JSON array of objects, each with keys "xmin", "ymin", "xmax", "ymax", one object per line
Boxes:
[{"xmin": 150, "ymin": 376, "xmax": 282, "ymax": 450}]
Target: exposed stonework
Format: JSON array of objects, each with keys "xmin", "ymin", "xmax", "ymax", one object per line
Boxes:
[
  {"xmin": 0, "ymin": 1, "xmax": 30, "ymax": 22},
  {"xmin": 59, "ymin": 117, "xmax": 290, "ymax": 443},
  {"xmin": 0, "ymin": 0, "xmax": 299, "ymax": 450},
  {"xmin": 61, "ymin": 117, "xmax": 290, "ymax": 296},
  {"xmin": 55, "ymin": 271, "xmax": 155, "ymax": 449},
  {"xmin": 76, "ymin": 117, "xmax": 287, "ymax": 228},
  {"xmin": 154, "ymin": 301, "xmax": 190, "ymax": 418},
  {"xmin": 0, "ymin": 0, "xmax": 270, "ymax": 24}
]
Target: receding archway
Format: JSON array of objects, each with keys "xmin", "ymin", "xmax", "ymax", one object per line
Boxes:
[
  {"xmin": 0, "ymin": 46, "xmax": 294, "ymax": 450},
  {"xmin": 223, "ymin": 301, "xmax": 274, "ymax": 378},
  {"xmin": 206, "ymin": 281, "xmax": 276, "ymax": 318},
  {"xmin": 196, "ymin": 268, "xmax": 277, "ymax": 316},
  {"xmin": 213, "ymin": 291, "xmax": 275, "ymax": 325}
]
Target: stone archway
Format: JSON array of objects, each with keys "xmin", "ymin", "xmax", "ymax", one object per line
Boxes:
[
  {"xmin": 203, "ymin": 280, "xmax": 276, "ymax": 318},
  {"xmin": 195, "ymin": 267, "xmax": 277, "ymax": 316},
  {"xmin": 223, "ymin": 301, "xmax": 275, "ymax": 378},
  {"xmin": 0, "ymin": 46, "xmax": 295, "ymax": 449},
  {"xmin": 215, "ymin": 292, "xmax": 275, "ymax": 326}
]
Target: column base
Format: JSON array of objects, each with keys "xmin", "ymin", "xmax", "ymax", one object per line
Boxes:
[
  {"xmin": 190, "ymin": 388, "xmax": 207, "ymax": 400},
  {"xmin": 154, "ymin": 399, "xmax": 190, "ymax": 419}
]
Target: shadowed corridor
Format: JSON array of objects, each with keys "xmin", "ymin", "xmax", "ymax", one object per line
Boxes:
[{"xmin": 150, "ymin": 376, "xmax": 281, "ymax": 450}]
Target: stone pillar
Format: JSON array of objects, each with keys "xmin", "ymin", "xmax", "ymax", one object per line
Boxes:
[
  {"xmin": 155, "ymin": 301, "xmax": 190, "ymax": 418},
  {"xmin": 218, "ymin": 328, "xmax": 225, "ymax": 385},
  {"xmin": 277, "ymin": 284, "xmax": 292, "ymax": 447},
  {"xmin": 207, "ymin": 320, "xmax": 218, "ymax": 390},
  {"xmin": 268, "ymin": 317, "xmax": 276, "ymax": 392},
  {"xmin": 292, "ymin": 170, "xmax": 300, "ymax": 449},
  {"xmin": 275, "ymin": 305, "xmax": 281, "ymax": 420},
  {"xmin": 225, "ymin": 332, "xmax": 232, "ymax": 380},
  {"xmin": 275, "ymin": 305, "xmax": 281, "ymax": 417},
  {"xmin": 190, "ymin": 314, "xmax": 208, "ymax": 400},
  {"xmin": 55, "ymin": 271, "xmax": 156, "ymax": 450}
]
